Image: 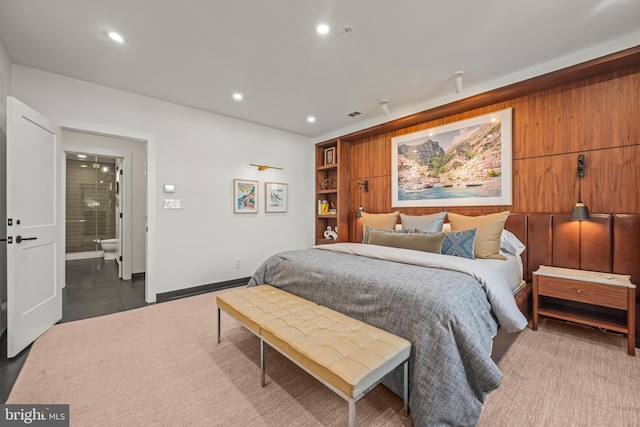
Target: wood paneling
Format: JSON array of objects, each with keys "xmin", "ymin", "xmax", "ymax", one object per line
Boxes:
[{"xmin": 333, "ymin": 54, "xmax": 640, "ymax": 240}]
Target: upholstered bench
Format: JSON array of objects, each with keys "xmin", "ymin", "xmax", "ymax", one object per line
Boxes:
[{"xmin": 217, "ymin": 285, "xmax": 412, "ymax": 427}]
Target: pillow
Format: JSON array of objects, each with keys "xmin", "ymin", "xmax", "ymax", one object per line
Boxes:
[
  {"xmin": 400, "ymin": 212, "xmax": 446, "ymax": 233},
  {"xmin": 500, "ymin": 229, "xmax": 525, "ymax": 256},
  {"xmin": 368, "ymin": 229, "xmax": 445, "ymax": 253},
  {"xmin": 447, "ymin": 211, "xmax": 510, "ymax": 260},
  {"xmin": 362, "ymin": 226, "xmax": 408, "ymax": 244},
  {"xmin": 441, "ymin": 229, "xmax": 477, "ymax": 259},
  {"xmin": 361, "ymin": 211, "xmax": 399, "ymax": 232}
]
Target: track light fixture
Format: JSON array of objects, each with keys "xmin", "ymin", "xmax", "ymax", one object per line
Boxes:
[
  {"xmin": 454, "ymin": 71, "xmax": 464, "ymax": 93},
  {"xmin": 380, "ymin": 100, "xmax": 390, "ymax": 116}
]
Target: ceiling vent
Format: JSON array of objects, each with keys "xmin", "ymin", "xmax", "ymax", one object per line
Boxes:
[{"xmin": 347, "ymin": 111, "xmax": 364, "ymax": 118}]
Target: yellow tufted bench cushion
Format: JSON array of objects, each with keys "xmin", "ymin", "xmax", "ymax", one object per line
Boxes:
[
  {"xmin": 260, "ymin": 304, "xmax": 412, "ymax": 399},
  {"xmin": 217, "ymin": 285, "xmax": 411, "ymax": 427},
  {"xmin": 216, "ymin": 284, "xmax": 317, "ymax": 335}
]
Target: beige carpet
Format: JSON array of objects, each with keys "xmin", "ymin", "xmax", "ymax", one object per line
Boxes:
[
  {"xmin": 7, "ymin": 291, "xmax": 640, "ymax": 427},
  {"xmin": 478, "ymin": 318, "xmax": 640, "ymax": 427}
]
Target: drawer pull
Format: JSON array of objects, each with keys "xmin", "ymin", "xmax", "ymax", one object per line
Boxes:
[{"xmin": 576, "ymin": 289, "xmax": 582, "ymax": 294}]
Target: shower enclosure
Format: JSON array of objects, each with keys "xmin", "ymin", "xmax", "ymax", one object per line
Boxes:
[{"xmin": 66, "ymin": 154, "xmax": 118, "ymax": 258}]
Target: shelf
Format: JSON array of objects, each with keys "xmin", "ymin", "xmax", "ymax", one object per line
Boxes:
[
  {"xmin": 317, "ymin": 189, "xmax": 338, "ymax": 195},
  {"xmin": 317, "ymin": 214, "xmax": 338, "ymax": 219},
  {"xmin": 317, "ymin": 163, "xmax": 338, "ymax": 171},
  {"xmin": 315, "ymin": 238, "xmax": 339, "ymax": 245}
]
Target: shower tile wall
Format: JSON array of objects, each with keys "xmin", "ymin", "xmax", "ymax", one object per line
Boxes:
[{"xmin": 66, "ymin": 159, "xmax": 117, "ymax": 253}]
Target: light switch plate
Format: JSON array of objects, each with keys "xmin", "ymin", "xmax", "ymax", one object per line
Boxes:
[{"xmin": 163, "ymin": 184, "xmax": 175, "ymax": 193}]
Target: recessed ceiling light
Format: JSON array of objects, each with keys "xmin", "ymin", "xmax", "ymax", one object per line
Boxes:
[
  {"xmin": 307, "ymin": 116, "xmax": 316, "ymax": 123},
  {"xmin": 316, "ymin": 24, "xmax": 329, "ymax": 35},
  {"xmin": 232, "ymin": 93, "xmax": 243, "ymax": 101},
  {"xmin": 77, "ymin": 154, "xmax": 87, "ymax": 159},
  {"xmin": 108, "ymin": 32, "xmax": 124, "ymax": 43}
]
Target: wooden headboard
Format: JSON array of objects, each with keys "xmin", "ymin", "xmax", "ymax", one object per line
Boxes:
[{"xmin": 505, "ymin": 213, "xmax": 640, "ymax": 286}]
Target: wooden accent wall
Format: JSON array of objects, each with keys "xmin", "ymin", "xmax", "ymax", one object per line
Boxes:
[{"xmin": 344, "ymin": 60, "xmax": 640, "ymax": 239}]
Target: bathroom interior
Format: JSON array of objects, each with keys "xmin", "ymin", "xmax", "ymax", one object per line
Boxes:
[{"xmin": 65, "ymin": 154, "xmax": 120, "ymax": 265}]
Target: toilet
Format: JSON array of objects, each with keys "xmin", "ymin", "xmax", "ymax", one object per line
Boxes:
[{"xmin": 100, "ymin": 238, "xmax": 119, "ymax": 260}]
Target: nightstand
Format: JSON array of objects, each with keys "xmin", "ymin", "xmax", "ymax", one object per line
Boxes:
[{"xmin": 533, "ymin": 265, "xmax": 636, "ymax": 356}]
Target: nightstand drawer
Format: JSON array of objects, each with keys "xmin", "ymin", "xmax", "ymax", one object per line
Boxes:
[{"xmin": 537, "ymin": 276, "xmax": 628, "ymax": 310}]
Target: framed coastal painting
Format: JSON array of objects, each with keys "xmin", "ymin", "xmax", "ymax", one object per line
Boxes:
[
  {"xmin": 233, "ymin": 179, "xmax": 258, "ymax": 213},
  {"xmin": 391, "ymin": 108, "xmax": 513, "ymax": 207},
  {"xmin": 265, "ymin": 182, "xmax": 288, "ymax": 213}
]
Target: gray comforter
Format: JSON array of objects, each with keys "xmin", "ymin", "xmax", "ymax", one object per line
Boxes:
[{"xmin": 247, "ymin": 246, "xmax": 503, "ymax": 427}]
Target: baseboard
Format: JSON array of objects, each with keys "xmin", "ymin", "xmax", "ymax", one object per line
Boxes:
[{"xmin": 156, "ymin": 277, "xmax": 250, "ymax": 303}]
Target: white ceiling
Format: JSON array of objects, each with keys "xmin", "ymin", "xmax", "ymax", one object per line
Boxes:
[{"xmin": 1, "ymin": 0, "xmax": 639, "ymax": 140}]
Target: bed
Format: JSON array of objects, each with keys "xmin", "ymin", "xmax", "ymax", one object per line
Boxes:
[{"xmin": 246, "ymin": 212, "xmax": 640, "ymax": 426}]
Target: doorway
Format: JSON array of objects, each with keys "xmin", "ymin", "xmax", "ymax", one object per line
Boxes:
[{"xmin": 62, "ymin": 130, "xmax": 147, "ymax": 303}]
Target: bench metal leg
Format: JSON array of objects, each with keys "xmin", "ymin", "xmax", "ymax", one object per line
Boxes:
[
  {"xmin": 403, "ymin": 360, "xmax": 409, "ymax": 417},
  {"xmin": 261, "ymin": 338, "xmax": 266, "ymax": 387},
  {"xmin": 217, "ymin": 307, "xmax": 221, "ymax": 344},
  {"xmin": 348, "ymin": 398, "xmax": 355, "ymax": 427}
]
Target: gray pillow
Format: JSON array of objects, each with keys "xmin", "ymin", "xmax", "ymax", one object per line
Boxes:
[
  {"xmin": 362, "ymin": 226, "xmax": 408, "ymax": 244},
  {"xmin": 368, "ymin": 229, "xmax": 445, "ymax": 253},
  {"xmin": 400, "ymin": 212, "xmax": 446, "ymax": 232}
]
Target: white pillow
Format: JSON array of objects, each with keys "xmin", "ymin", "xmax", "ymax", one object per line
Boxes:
[
  {"xmin": 500, "ymin": 229, "xmax": 525, "ymax": 279},
  {"xmin": 500, "ymin": 229, "xmax": 525, "ymax": 256}
]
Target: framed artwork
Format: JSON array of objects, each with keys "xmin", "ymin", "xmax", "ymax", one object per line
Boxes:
[
  {"xmin": 324, "ymin": 147, "xmax": 336, "ymax": 166},
  {"xmin": 265, "ymin": 182, "xmax": 288, "ymax": 213},
  {"xmin": 391, "ymin": 108, "xmax": 513, "ymax": 207},
  {"xmin": 233, "ymin": 179, "xmax": 258, "ymax": 213}
]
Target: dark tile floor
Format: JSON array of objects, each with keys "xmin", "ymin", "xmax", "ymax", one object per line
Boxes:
[{"xmin": 0, "ymin": 258, "xmax": 146, "ymax": 402}]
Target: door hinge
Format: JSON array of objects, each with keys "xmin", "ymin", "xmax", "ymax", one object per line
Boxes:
[
  {"xmin": 119, "ymin": 256, "xmax": 122, "ymax": 261},
  {"xmin": 120, "ymin": 169, "xmax": 123, "ymax": 176},
  {"xmin": 7, "ymin": 236, "xmax": 12, "ymax": 244},
  {"xmin": 120, "ymin": 212, "xmax": 123, "ymax": 218},
  {"xmin": 8, "ymin": 218, "xmax": 12, "ymax": 226}
]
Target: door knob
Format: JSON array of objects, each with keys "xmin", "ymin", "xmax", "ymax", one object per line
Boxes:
[{"xmin": 15, "ymin": 236, "xmax": 37, "ymax": 244}]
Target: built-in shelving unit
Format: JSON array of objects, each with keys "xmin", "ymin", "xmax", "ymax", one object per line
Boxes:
[{"xmin": 315, "ymin": 138, "xmax": 350, "ymax": 244}]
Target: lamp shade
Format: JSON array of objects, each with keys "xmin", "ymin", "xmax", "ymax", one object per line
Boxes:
[
  {"xmin": 571, "ymin": 203, "xmax": 591, "ymax": 221},
  {"xmin": 355, "ymin": 207, "xmax": 363, "ymax": 218}
]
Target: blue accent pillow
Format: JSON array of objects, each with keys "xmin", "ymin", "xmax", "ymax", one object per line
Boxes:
[{"xmin": 441, "ymin": 228, "xmax": 476, "ymax": 259}]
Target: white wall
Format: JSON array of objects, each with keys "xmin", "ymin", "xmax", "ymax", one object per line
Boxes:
[
  {"xmin": 63, "ymin": 131, "xmax": 147, "ymax": 274},
  {"xmin": 12, "ymin": 65, "xmax": 315, "ymax": 296}
]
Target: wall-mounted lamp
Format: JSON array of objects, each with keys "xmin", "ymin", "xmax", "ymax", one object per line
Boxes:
[
  {"xmin": 355, "ymin": 179, "xmax": 369, "ymax": 218},
  {"xmin": 454, "ymin": 71, "xmax": 464, "ymax": 94},
  {"xmin": 380, "ymin": 100, "xmax": 390, "ymax": 116},
  {"xmin": 570, "ymin": 154, "xmax": 591, "ymax": 221},
  {"xmin": 250, "ymin": 163, "xmax": 283, "ymax": 171}
]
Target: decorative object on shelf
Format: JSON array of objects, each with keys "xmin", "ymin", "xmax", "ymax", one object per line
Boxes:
[
  {"xmin": 324, "ymin": 147, "xmax": 336, "ymax": 166},
  {"xmin": 250, "ymin": 163, "xmax": 283, "ymax": 171},
  {"xmin": 571, "ymin": 154, "xmax": 591, "ymax": 221},
  {"xmin": 233, "ymin": 178, "xmax": 258, "ymax": 213},
  {"xmin": 321, "ymin": 178, "xmax": 336, "ymax": 190},
  {"xmin": 320, "ymin": 200, "xmax": 329, "ymax": 215},
  {"xmin": 391, "ymin": 108, "xmax": 512, "ymax": 208},
  {"xmin": 265, "ymin": 182, "xmax": 287, "ymax": 213},
  {"xmin": 329, "ymin": 201, "xmax": 337, "ymax": 214},
  {"xmin": 324, "ymin": 226, "xmax": 338, "ymax": 240}
]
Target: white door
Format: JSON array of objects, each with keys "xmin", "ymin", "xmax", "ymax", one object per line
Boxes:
[{"xmin": 6, "ymin": 97, "xmax": 61, "ymax": 358}]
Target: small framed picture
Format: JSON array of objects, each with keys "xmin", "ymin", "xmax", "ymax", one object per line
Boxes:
[
  {"xmin": 265, "ymin": 182, "xmax": 288, "ymax": 213},
  {"xmin": 324, "ymin": 147, "xmax": 336, "ymax": 166},
  {"xmin": 233, "ymin": 179, "xmax": 258, "ymax": 213}
]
